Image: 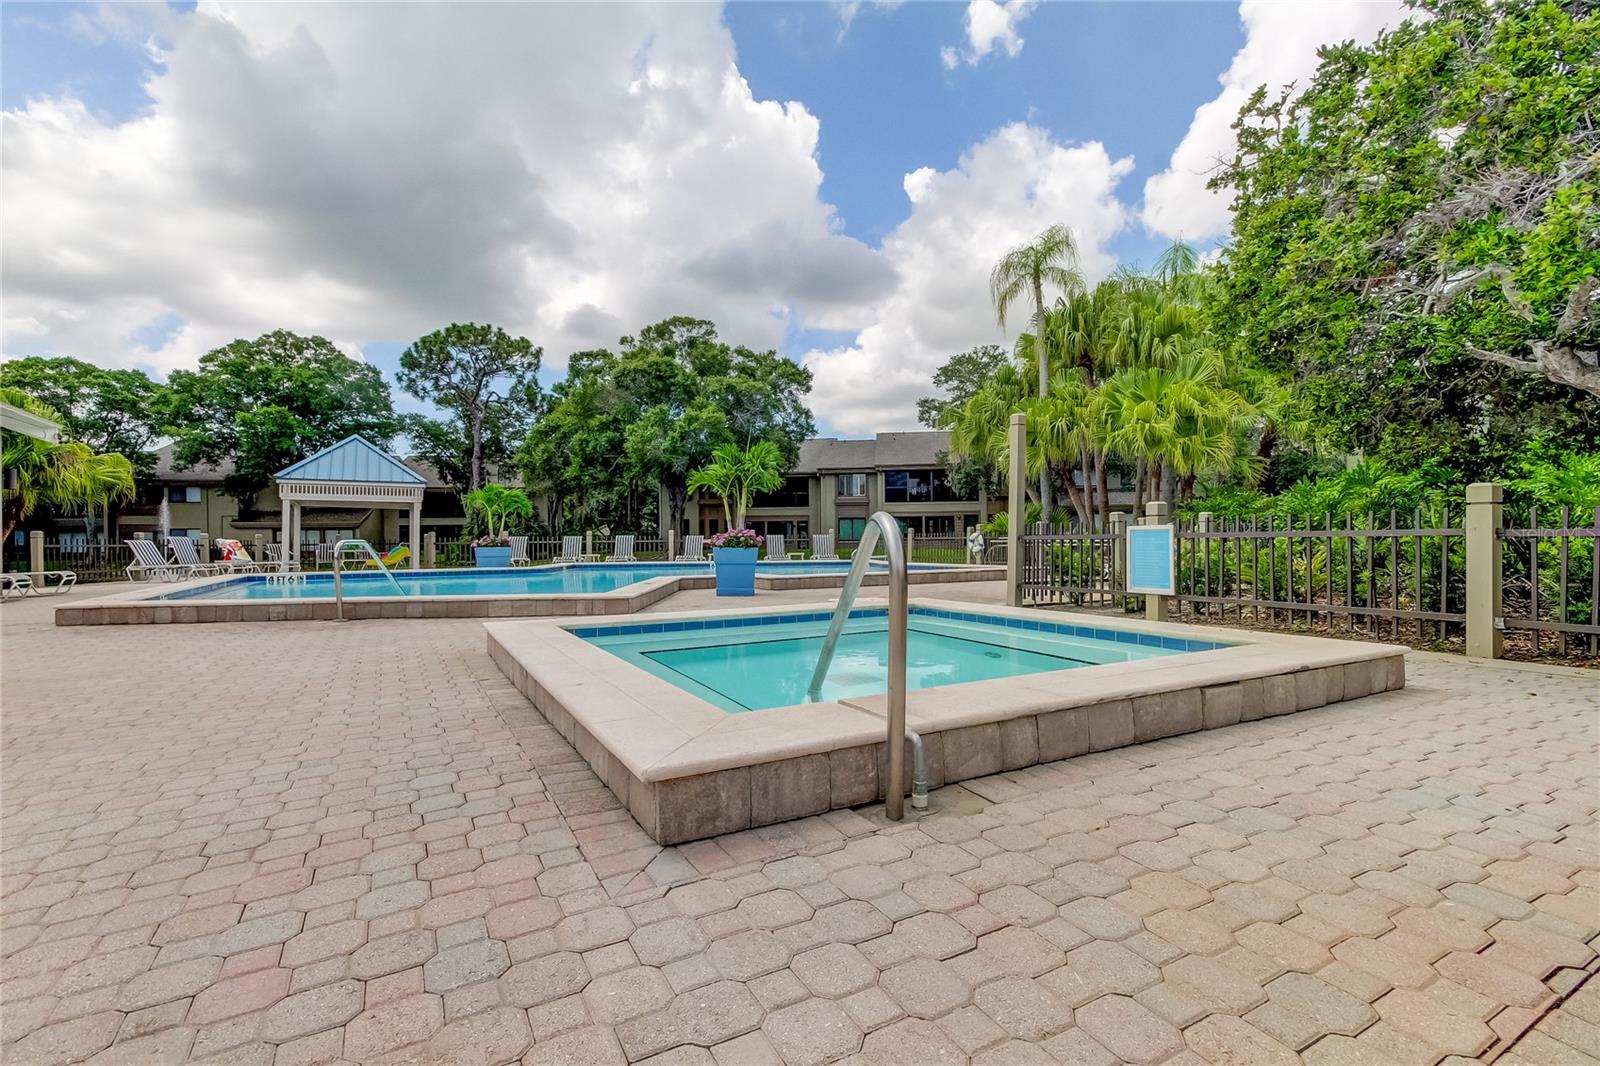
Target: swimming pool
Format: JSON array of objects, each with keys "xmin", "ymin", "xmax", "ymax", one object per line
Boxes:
[
  {"xmin": 152, "ymin": 561, "xmax": 929, "ymax": 601},
  {"xmin": 573, "ymin": 606, "xmax": 1225, "ymax": 712}
]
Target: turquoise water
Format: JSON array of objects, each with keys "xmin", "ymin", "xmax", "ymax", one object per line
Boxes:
[
  {"xmin": 155, "ymin": 561, "xmax": 924, "ymax": 601},
  {"xmin": 575, "ymin": 606, "xmax": 1220, "ymax": 713}
]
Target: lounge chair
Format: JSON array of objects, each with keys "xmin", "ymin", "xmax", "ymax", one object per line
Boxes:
[
  {"xmin": 31, "ymin": 571, "xmax": 76, "ymax": 596},
  {"xmin": 680, "ymin": 535, "xmax": 706, "ymax": 561},
  {"xmin": 126, "ymin": 538, "xmax": 187, "ymax": 582},
  {"xmin": 213, "ymin": 539, "xmax": 265, "ymax": 574},
  {"xmin": 764, "ymin": 534, "xmax": 785, "ymax": 561},
  {"xmin": 2, "ymin": 573, "xmax": 34, "ymax": 599},
  {"xmin": 811, "ymin": 533, "xmax": 835, "ymax": 559},
  {"xmin": 606, "ymin": 534, "xmax": 636, "ymax": 562},
  {"xmin": 168, "ymin": 536, "xmax": 226, "ymax": 577},
  {"xmin": 264, "ymin": 543, "xmax": 300, "ymax": 573},
  {"xmin": 316, "ymin": 542, "xmax": 336, "ymax": 568},
  {"xmin": 553, "ymin": 536, "xmax": 583, "ymax": 564},
  {"xmin": 509, "ymin": 536, "xmax": 533, "ymax": 566},
  {"xmin": 364, "ymin": 545, "xmax": 409, "ymax": 569}
]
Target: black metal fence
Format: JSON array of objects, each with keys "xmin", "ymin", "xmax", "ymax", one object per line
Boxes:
[{"xmin": 1499, "ymin": 506, "xmax": 1599, "ymax": 657}]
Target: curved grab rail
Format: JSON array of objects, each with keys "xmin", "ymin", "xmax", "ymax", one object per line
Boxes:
[
  {"xmin": 806, "ymin": 511, "xmax": 914, "ymax": 820},
  {"xmin": 331, "ymin": 538, "xmax": 407, "ymax": 619}
]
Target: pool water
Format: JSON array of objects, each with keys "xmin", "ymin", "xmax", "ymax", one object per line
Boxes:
[
  {"xmin": 155, "ymin": 561, "xmax": 925, "ymax": 601},
  {"xmin": 573, "ymin": 606, "xmax": 1225, "ymax": 713}
]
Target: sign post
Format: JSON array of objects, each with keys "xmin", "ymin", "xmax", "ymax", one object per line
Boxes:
[{"xmin": 1128, "ymin": 501, "xmax": 1174, "ymax": 622}]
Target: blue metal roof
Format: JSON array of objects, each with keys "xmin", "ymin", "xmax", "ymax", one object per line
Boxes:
[{"xmin": 275, "ymin": 435, "xmax": 426, "ymax": 484}]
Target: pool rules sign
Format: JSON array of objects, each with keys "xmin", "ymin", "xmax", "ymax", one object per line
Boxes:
[{"xmin": 1126, "ymin": 525, "xmax": 1176, "ymax": 596}]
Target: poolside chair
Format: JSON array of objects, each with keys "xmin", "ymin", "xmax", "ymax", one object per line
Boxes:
[
  {"xmin": 763, "ymin": 534, "xmax": 785, "ymax": 561},
  {"xmin": 811, "ymin": 533, "xmax": 835, "ymax": 559},
  {"xmin": 364, "ymin": 545, "xmax": 409, "ymax": 569},
  {"xmin": 606, "ymin": 534, "xmax": 636, "ymax": 562},
  {"xmin": 680, "ymin": 535, "xmax": 706, "ymax": 561},
  {"xmin": 126, "ymin": 539, "xmax": 186, "ymax": 582},
  {"xmin": 168, "ymin": 536, "xmax": 226, "ymax": 578},
  {"xmin": 264, "ymin": 543, "xmax": 300, "ymax": 573},
  {"xmin": 1, "ymin": 573, "xmax": 34, "ymax": 599},
  {"xmin": 553, "ymin": 536, "xmax": 583, "ymax": 564},
  {"xmin": 30, "ymin": 571, "xmax": 76, "ymax": 596},
  {"xmin": 509, "ymin": 536, "xmax": 533, "ymax": 566},
  {"xmin": 316, "ymin": 542, "xmax": 336, "ymax": 569},
  {"xmin": 213, "ymin": 539, "xmax": 265, "ymax": 574}
]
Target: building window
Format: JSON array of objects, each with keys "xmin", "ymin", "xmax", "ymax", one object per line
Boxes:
[
  {"xmin": 836, "ymin": 473, "xmax": 867, "ymax": 498},
  {"xmin": 838, "ymin": 517, "xmax": 866, "ymax": 540},
  {"xmin": 168, "ymin": 485, "xmax": 202, "ymax": 503},
  {"xmin": 751, "ymin": 519, "xmax": 809, "ymax": 541},
  {"xmin": 751, "ymin": 477, "xmax": 809, "ymax": 508},
  {"xmin": 883, "ymin": 469, "xmax": 961, "ymax": 503}
]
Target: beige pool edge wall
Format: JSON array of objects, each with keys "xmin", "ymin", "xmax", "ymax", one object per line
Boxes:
[
  {"xmin": 486, "ymin": 598, "xmax": 1407, "ymax": 845},
  {"xmin": 53, "ymin": 565, "xmax": 1005, "ymax": 625}
]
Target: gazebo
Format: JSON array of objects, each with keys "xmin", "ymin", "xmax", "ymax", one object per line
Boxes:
[{"xmin": 274, "ymin": 435, "xmax": 425, "ymax": 569}]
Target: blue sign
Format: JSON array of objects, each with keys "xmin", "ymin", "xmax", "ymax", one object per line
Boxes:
[{"xmin": 1127, "ymin": 525, "xmax": 1175, "ymax": 595}]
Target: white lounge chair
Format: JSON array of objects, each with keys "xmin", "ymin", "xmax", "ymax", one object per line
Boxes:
[
  {"xmin": 763, "ymin": 534, "xmax": 785, "ymax": 561},
  {"xmin": 265, "ymin": 543, "xmax": 301, "ymax": 573},
  {"xmin": 553, "ymin": 536, "xmax": 584, "ymax": 564},
  {"xmin": 811, "ymin": 533, "xmax": 835, "ymax": 559},
  {"xmin": 30, "ymin": 571, "xmax": 77, "ymax": 596},
  {"xmin": 2, "ymin": 573, "xmax": 34, "ymax": 599},
  {"xmin": 606, "ymin": 534, "xmax": 636, "ymax": 562},
  {"xmin": 509, "ymin": 536, "xmax": 533, "ymax": 566},
  {"xmin": 316, "ymin": 542, "xmax": 336, "ymax": 568},
  {"xmin": 126, "ymin": 539, "xmax": 186, "ymax": 582},
  {"xmin": 168, "ymin": 536, "xmax": 226, "ymax": 577},
  {"xmin": 213, "ymin": 539, "xmax": 265, "ymax": 574},
  {"xmin": 680, "ymin": 534, "xmax": 706, "ymax": 561}
]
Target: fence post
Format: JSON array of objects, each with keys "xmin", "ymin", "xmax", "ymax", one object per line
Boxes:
[
  {"xmin": 1109, "ymin": 511, "xmax": 1128, "ymax": 605},
  {"xmin": 28, "ymin": 530, "xmax": 45, "ymax": 585},
  {"xmin": 1006, "ymin": 412, "xmax": 1026, "ymax": 607},
  {"xmin": 252, "ymin": 534, "xmax": 265, "ymax": 566},
  {"xmin": 667, "ymin": 529, "xmax": 677, "ymax": 562},
  {"xmin": 1144, "ymin": 500, "xmax": 1171, "ymax": 623},
  {"xmin": 585, "ymin": 530, "xmax": 593, "ymax": 559},
  {"xmin": 424, "ymin": 532, "xmax": 437, "ymax": 570},
  {"xmin": 1465, "ymin": 482, "xmax": 1504, "ymax": 659},
  {"xmin": 905, "ymin": 528, "xmax": 915, "ymax": 565},
  {"xmin": 1196, "ymin": 511, "xmax": 1213, "ymax": 534}
]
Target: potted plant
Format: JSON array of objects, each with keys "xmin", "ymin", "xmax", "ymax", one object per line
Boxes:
[
  {"xmin": 705, "ymin": 528, "xmax": 763, "ymax": 596},
  {"xmin": 463, "ymin": 483, "xmax": 532, "ymax": 568},
  {"xmin": 688, "ymin": 442, "xmax": 785, "ymax": 596}
]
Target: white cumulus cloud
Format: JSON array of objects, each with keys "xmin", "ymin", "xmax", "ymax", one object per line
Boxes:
[
  {"xmin": 803, "ymin": 123, "xmax": 1133, "ymax": 434},
  {"xmin": 1, "ymin": 3, "xmax": 895, "ymax": 375},
  {"xmin": 1142, "ymin": 0, "xmax": 1409, "ymax": 240},
  {"xmin": 942, "ymin": 0, "xmax": 1037, "ymax": 69}
]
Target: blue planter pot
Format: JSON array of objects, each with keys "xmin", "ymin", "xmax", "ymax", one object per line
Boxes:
[
  {"xmin": 474, "ymin": 546, "xmax": 513, "ymax": 568},
  {"xmin": 713, "ymin": 546, "xmax": 758, "ymax": 596}
]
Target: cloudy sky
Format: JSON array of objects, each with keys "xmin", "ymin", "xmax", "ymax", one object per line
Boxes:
[{"xmin": 2, "ymin": 0, "xmax": 1407, "ymax": 435}]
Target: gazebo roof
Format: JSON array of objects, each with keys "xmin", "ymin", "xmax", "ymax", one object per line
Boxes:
[{"xmin": 276, "ymin": 435, "xmax": 425, "ymax": 485}]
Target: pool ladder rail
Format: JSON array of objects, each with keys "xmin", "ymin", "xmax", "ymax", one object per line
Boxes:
[
  {"xmin": 806, "ymin": 510, "xmax": 928, "ymax": 820},
  {"xmin": 331, "ymin": 538, "xmax": 407, "ymax": 620}
]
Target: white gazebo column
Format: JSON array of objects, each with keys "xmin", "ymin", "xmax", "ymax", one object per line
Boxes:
[
  {"xmin": 408, "ymin": 500, "xmax": 421, "ymax": 569},
  {"xmin": 289, "ymin": 502, "xmax": 302, "ymax": 564},
  {"xmin": 281, "ymin": 500, "xmax": 292, "ymax": 562}
]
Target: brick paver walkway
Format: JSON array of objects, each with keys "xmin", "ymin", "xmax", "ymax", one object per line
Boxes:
[{"xmin": 1, "ymin": 587, "xmax": 1597, "ymax": 1065}]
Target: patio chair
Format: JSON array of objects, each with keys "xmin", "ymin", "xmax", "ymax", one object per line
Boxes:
[
  {"xmin": 606, "ymin": 534, "xmax": 636, "ymax": 562},
  {"xmin": 168, "ymin": 536, "xmax": 226, "ymax": 577},
  {"xmin": 30, "ymin": 571, "xmax": 77, "ymax": 596},
  {"xmin": 811, "ymin": 533, "xmax": 835, "ymax": 559},
  {"xmin": 680, "ymin": 534, "xmax": 706, "ymax": 561},
  {"xmin": 1, "ymin": 573, "xmax": 34, "ymax": 599},
  {"xmin": 125, "ymin": 539, "xmax": 186, "ymax": 582},
  {"xmin": 213, "ymin": 539, "xmax": 265, "ymax": 574},
  {"xmin": 553, "ymin": 536, "xmax": 584, "ymax": 564},
  {"xmin": 509, "ymin": 536, "xmax": 533, "ymax": 566},
  {"xmin": 316, "ymin": 542, "xmax": 336, "ymax": 568},
  {"xmin": 763, "ymin": 534, "xmax": 785, "ymax": 561},
  {"xmin": 264, "ymin": 543, "xmax": 301, "ymax": 573},
  {"xmin": 364, "ymin": 545, "xmax": 409, "ymax": 569}
]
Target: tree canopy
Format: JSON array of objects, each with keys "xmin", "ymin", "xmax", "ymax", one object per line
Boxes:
[
  {"xmin": 1, "ymin": 387, "xmax": 135, "ymax": 540},
  {"xmin": 164, "ymin": 331, "xmax": 400, "ymax": 508},
  {"xmin": 1210, "ymin": 0, "xmax": 1599, "ymax": 477},
  {"xmin": 398, "ymin": 323, "xmax": 542, "ymax": 492},
  {"xmin": 519, "ymin": 317, "xmax": 815, "ymax": 534},
  {"xmin": 0, "ymin": 356, "xmax": 166, "ymax": 472}
]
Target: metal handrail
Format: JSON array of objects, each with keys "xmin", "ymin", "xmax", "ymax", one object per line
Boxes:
[
  {"xmin": 807, "ymin": 510, "xmax": 921, "ymax": 820},
  {"xmin": 331, "ymin": 538, "xmax": 406, "ymax": 620}
]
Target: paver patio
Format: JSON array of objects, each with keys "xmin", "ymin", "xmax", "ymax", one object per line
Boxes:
[{"xmin": 1, "ymin": 583, "xmax": 1596, "ymax": 1065}]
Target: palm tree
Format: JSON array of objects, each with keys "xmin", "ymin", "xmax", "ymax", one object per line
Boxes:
[
  {"xmin": 990, "ymin": 223, "xmax": 1083, "ymax": 513},
  {"xmin": 686, "ymin": 440, "xmax": 785, "ymax": 529},
  {"xmin": 1, "ymin": 388, "xmax": 136, "ymax": 542}
]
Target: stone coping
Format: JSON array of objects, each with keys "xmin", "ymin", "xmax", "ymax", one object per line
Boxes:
[
  {"xmin": 54, "ymin": 563, "xmax": 1005, "ymax": 625},
  {"xmin": 486, "ymin": 597, "xmax": 1408, "ymax": 842}
]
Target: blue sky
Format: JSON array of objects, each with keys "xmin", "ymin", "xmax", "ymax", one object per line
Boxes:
[{"xmin": 1, "ymin": 1, "xmax": 1398, "ymax": 434}]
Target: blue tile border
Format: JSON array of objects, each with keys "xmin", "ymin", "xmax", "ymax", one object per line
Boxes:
[{"xmin": 569, "ymin": 605, "xmax": 1230, "ymax": 652}]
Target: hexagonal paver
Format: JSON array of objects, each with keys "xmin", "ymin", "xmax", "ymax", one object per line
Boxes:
[
  {"xmin": 422, "ymin": 938, "xmax": 510, "ymax": 993},
  {"xmin": 880, "ymin": 958, "xmax": 972, "ymax": 1020},
  {"xmin": 584, "ymin": 966, "xmax": 675, "ymax": 1026},
  {"xmin": 1245, "ymin": 973, "xmax": 1379, "ymax": 1051},
  {"xmin": 859, "ymin": 1018, "xmax": 968, "ymax": 1064},
  {"xmin": 557, "ymin": 907, "xmax": 635, "ymax": 952},
  {"xmin": 501, "ymin": 952, "xmax": 591, "ymax": 1007},
  {"xmin": 631, "ymin": 917, "xmax": 710, "ymax": 967},
  {"xmin": 791, "ymin": 943, "xmax": 878, "ymax": 998},
  {"xmin": 343, "ymin": 993, "xmax": 444, "ymax": 1060},
  {"xmin": 976, "ymin": 926, "xmax": 1065, "ymax": 978},
  {"xmin": 428, "ymin": 1004, "xmax": 534, "ymax": 1066},
  {"xmin": 979, "ymin": 885, "xmax": 1057, "ymax": 928},
  {"xmin": 260, "ymin": 979, "xmax": 365, "ymax": 1043},
  {"xmin": 351, "ymin": 929, "xmax": 437, "ymax": 980},
  {"xmin": 972, "ymin": 975, "xmax": 1072, "ymax": 1041},
  {"xmin": 762, "ymin": 998, "xmax": 864, "ymax": 1066},
  {"xmin": 1075, "ymin": 995, "xmax": 1183, "ymax": 1065},
  {"xmin": 735, "ymin": 890, "xmax": 813, "ymax": 930},
  {"xmin": 892, "ymin": 912, "xmax": 976, "ymax": 961},
  {"xmin": 707, "ymin": 930, "xmax": 791, "ymax": 982},
  {"xmin": 671, "ymin": 980, "xmax": 765, "ymax": 1046}
]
